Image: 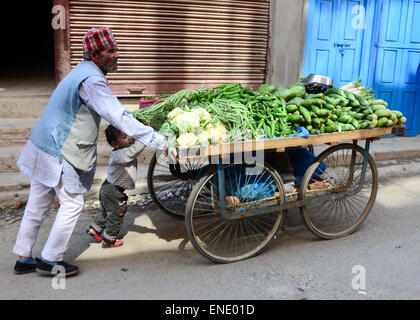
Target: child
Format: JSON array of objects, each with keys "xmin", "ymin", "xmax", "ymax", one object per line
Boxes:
[{"xmin": 87, "ymin": 125, "xmax": 147, "ymax": 248}]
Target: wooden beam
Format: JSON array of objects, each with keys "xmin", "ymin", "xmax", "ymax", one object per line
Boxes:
[{"xmin": 177, "ymin": 126, "xmax": 406, "ymax": 159}]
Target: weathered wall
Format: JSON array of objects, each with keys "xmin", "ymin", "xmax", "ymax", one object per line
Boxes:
[{"xmin": 268, "ymin": 0, "xmax": 309, "ymax": 87}]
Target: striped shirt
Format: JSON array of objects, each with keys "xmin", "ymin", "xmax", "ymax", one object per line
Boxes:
[
  {"xmin": 107, "ymin": 140, "xmax": 146, "ymax": 190},
  {"xmin": 17, "ymin": 61, "xmax": 166, "ymax": 194}
]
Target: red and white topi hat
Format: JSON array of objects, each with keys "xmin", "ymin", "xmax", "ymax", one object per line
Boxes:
[{"xmin": 83, "ymin": 27, "xmax": 117, "ymax": 55}]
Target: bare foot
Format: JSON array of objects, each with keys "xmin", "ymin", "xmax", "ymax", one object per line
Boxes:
[{"xmin": 225, "ymin": 196, "xmax": 240, "ymax": 208}]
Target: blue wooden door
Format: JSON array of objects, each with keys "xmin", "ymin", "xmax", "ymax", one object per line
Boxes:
[
  {"xmin": 372, "ymin": 0, "xmax": 420, "ymax": 136},
  {"xmin": 304, "ymin": 0, "xmax": 368, "ymax": 87}
]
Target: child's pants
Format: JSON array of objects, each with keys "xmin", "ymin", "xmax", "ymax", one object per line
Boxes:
[
  {"xmin": 13, "ymin": 177, "xmax": 84, "ymax": 261},
  {"xmin": 90, "ymin": 180, "xmax": 128, "ymax": 244}
]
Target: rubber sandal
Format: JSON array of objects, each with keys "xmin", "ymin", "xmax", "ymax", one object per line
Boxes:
[
  {"xmin": 102, "ymin": 239, "xmax": 124, "ymax": 249},
  {"xmin": 86, "ymin": 229, "xmax": 102, "ymax": 242}
]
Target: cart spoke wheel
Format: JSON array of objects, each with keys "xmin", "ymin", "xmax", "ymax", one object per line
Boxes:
[
  {"xmin": 186, "ymin": 159, "xmax": 285, "ymax": 263},
  {"xmin": 147, "ymin": 151, "xmax": 208, "ymax": 219},
  {"xmin": 299, "ymin": 144, "xmax": 378, "ymax": 239}
]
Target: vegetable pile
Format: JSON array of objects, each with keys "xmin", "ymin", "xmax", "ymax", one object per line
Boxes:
[
  {"xmin": 132, "ymin": 78, "xmax": 406, "ymax": 149},
  {"xmin": 284, "ymin": 79, "xmax": 406, "ymax": 134}
]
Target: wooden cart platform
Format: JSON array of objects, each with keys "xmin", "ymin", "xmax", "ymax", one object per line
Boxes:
[{"xmin": 177, "ymin": 125, "xmax": 406, "ymax": 159}]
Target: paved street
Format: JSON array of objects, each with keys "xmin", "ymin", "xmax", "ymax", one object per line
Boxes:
[{"xmin": 1, "ymin": 173, "xmax": 420, "ymax": 300}]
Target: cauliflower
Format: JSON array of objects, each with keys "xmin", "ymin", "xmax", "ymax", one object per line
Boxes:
[
  {"xmin": 177, "ymin": 132, "xmax": 198, "ymax": 148},
  {"xmin": 167, "ymin": 107, "xmax": 184, "ymax": 121},
  {"xmin": 196, "ymin": 129, "xmax": 211, "ymax": 147},
  {"xmin": 191, "ymin": 107, "xmax": 211, "ymax": 122},
  {"xmin": 206, "ymin": 122, "xmax": 228, "ymax": 144},
  {"xmin": 173, "ymin": 112, "xmax": 201, "ymax": 132}
]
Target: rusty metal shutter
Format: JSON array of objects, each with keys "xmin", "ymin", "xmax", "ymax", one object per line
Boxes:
[{"xmin": 68, "ymin": 0, "xmax": 271, "ymax": 96}]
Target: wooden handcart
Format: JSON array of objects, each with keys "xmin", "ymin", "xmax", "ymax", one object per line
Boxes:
[{"xmin": 147, "ymin": 125, "xmax": 406, "ymax": 263}]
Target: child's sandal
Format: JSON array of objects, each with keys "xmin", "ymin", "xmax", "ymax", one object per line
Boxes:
[
  {"xmin": 86, "ymin": 228, "xmax": 102, "ymax": 242},
  {"xmin": 101, "ymin": 239, "xmax": 124, "ymax": 249}
]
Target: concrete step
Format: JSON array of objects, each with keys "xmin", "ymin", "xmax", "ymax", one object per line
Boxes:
[
  {"xmin": 0, "ymin": 142, "xmax": 156, "ymax": 173},
  {"xmin": 0, "ymin": 94, "xmax": 140, "ymax": 119},
  {"xmin": 0, "ymin": 118, "xmax": 111, "ymax": 147},
  {"xmin": 0, "ymin": 164, "xmax": 151, "ymax": 208},
  {"xmin": 0, "ymin": 96, "xmax": 141, "ymax": 143},
  {"xmin": 0, "ymin": 97, "xmax": 51, "ymax": 119}
]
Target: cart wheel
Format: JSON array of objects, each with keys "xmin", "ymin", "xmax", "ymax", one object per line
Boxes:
[
  {"xmin": 185, "ymin": 159, "xmax": 286, "ymax": 263},
  {"xmin": 299, "ymin": 143, "xmax": 378, "ymax": 239},
  {"xmin": 147, "ymin": 151, "xmax": 208, "ymax": 219}
]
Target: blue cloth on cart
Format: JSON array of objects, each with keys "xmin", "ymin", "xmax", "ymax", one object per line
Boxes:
[
  {"xmin": 195, "ymin": 164, "xmax": 276, "ymax": 201},
  {"xmin": 263, "ymin": 127, "xmax": 310, "ymax": 139},
  {"xmin": 225, "ymin": 164, "xmax": 276, "ymax": 201}
]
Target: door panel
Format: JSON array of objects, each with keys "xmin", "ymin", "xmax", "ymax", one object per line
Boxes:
[
  {"xmin": 406, "ymin": 0, "xmax": 420, "ymax": 45},
  {"xmin": 304, "ymin": 0, "xmax": 339, "ymax": 79},
  {"xmin": 373, "ymin": 48, "xmax": 402, "ymax": 110},
  {"xmin": 373, "ymin": 0, "xmax": 420, "ymax": 136},
  {"xmin": 305, "ymin": 0, "xmax": 367, "ymax": 87},
  {"xmin": 305, "ymin": 0, "xmax": 420, "ymax": 135}
]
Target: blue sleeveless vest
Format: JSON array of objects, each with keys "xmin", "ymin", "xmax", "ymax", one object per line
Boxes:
[{"xmin": 30, "ymin": 61, "xmax": 104, "ymax": 161}]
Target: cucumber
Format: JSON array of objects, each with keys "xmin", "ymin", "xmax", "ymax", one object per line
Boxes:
[
  {"xmin": 366, "ymin": 113, "xmax": 378, "ymax": 121},
  {"xmin": 362, "ymin": 108, "xmax": 373, "ymax": 116},
  {"xmin": 370, "ymin": 99, "xmax": 388, "ymax": 107},
  {"xmin": 390, "ymin": 112, "xmax": 397, "ymax": 122},
  {"xmin": 372, "ymin": 104, "xmax": 387, "ymax": 112},
  {"xmin": 348, "ymin": 112, "xmax": 364, "ymax": 120},
  {"xmin": 313, "ymin": 98, "xmax": 327, "ymax": 106},
  {"xmin": 319, "ymin": 108, "xmax": 331, "ymax": 117},
  {"xmin": 351, "ymin": 100, "xmax": 360, "ymax": 107},
  {"xmin": 305, "ymin": 93, "xmax": 325, "ymax": 99},
  {"xmin": 392, "ymin": 110, "xmax": 403, "ymax": 118},
  {"xmin": 375, "ymin": 108, "xmax": 392, "ymax": 118},
  {"xmin": 325, "ymin": 88, "xmax": 346, "ymax": 98},
  {"xmin": 286, "ymin": 97, "xmax": 305, "ymax": 106},
  {"xmin": 310, "ymin": 105, "xmax": 322, "ymax": 116},
  {"xmin": 323, "ymin": 96, "xmax": 337, "ymax": 105},
  {"xmin": 359, "ymin": 121, "xmax": 370, "ymax": 129},
  {"xmin": 343, "ymin": 90, "xmax": 356, "ymax": 101},
  {"xmin": 289, "ymin": 111, "xmax": 301, "ymax": 122},
  {"xmin": 325, "ymin": 125, "xmax": 337, "ymax": 133},
  {"xmin": 351, "ymin": 118, "xmax": 360, "ymax": 129},
  {"xmin": 377, "ymin": 117, "xmax": 389, "ymax": 127},
  {"xmin": 299, "ymin": 106, "xmax": 312, "ymax": 124},
  {"xmin": 324, "ymin": 103, "xmax": 335, "ymax": 110},
  {"xmin": 342, "ymin": 123, "xmax": 356, "ymax": 131},
  {"xmin": 301, "ymin": 99, "xmax": 315, "ymax": 107},
  {"xmin": 312, "ymin": 117, "xmax": 321, "ymax": 128},
  {"xmin": 354, "ymin": 95, "xmax": 369, "ymax": 106},
  {"xmin": 286, "ymin": 104, "xmax": 298, "ymax": 113},
  {"xmin": 338, "ymin": 114, "xmax": 353, "ymax": 124}
]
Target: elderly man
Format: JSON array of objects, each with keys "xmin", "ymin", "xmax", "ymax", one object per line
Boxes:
[{"xmin": 12, "ymin": 27, "xmax": 166, "ymax": 276}]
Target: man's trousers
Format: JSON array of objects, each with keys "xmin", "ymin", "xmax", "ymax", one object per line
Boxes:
[{"xmin": 13, "ymin": 176, "xmax": 84, "ymax": 261}]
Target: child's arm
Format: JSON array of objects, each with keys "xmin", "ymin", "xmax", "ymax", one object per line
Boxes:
[{"xmin": 111, "ymin": 140, "xmax": 147, "ymax": 164}]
